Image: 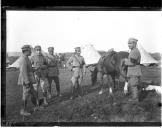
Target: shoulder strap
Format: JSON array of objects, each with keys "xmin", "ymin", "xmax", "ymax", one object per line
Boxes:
[{"xmin": 73, "ymin": 55, "xmax": 82, "ymax": 65}]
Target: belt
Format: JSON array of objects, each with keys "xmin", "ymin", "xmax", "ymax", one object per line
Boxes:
[
  {"xmin": 128, "ymin": 64, "xmax": 140, "ymax": 67},
  {"xmin": 72, "ymin": 66, "xmax": 82, "ymax": 68},
  {"xmin": 48, "ymin": 66, "xmax": 57, "ymax": 68}
]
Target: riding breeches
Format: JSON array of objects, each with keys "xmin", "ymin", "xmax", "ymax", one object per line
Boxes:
[
  {"xmin": 47, "ymin": 76, "xmax": 60, "ymax": 94},
  {"xmin": 22, "ymin": 83, "xmax": 37, "ymax": 105},
  {"xmin": 33, "ymin": 74, "xmax": 48, "ymax": 97},
  {"xmin": 128, "ymin": 76, "xmax": 140, "ymax": 100},
  {"xmin": 71, "ymin": 68, "xmax": 83, "ymax": 86}
]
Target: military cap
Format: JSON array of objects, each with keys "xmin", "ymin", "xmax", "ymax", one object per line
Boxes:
[
  {"xmin": 128, "ymin": 38, "xmax": 138, "ymax": 43},
  {"xmin": 21, "ymin": 45, "xmax": 31, "ymax": 51},
  {"xmin": 48, "ymin": 47, "xmax": 54, "ymax": 51},
  {"xmin": 74, "ymin": 47, "xmax": 81, "ymax": 51},
  {"xmin": 34, "ymin": 45, "xmax": 41, "ymax": 50}
]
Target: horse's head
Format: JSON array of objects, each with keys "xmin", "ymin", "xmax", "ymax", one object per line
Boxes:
[{"xmin": 113, "ymin": 52, "xmax": 129, "ymax": 82}]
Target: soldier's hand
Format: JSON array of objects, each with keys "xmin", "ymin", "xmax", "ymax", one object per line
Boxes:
[{"xmin": 24, "ymin": 83, "xmax": 31, "ymax": 89}]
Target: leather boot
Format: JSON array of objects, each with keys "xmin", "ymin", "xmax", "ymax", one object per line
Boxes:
[
  {"xmin": 70, "ymin": 86, "xmax": 75, "ymax": 100},
  {"xmin": 129, "ymin": 85, "xmax": 138, "ymax": 102}
]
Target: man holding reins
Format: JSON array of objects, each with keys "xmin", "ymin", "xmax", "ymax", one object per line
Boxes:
[{"xmin": 124, "ymin": 38, "xmax": 142, "ymax": 102}]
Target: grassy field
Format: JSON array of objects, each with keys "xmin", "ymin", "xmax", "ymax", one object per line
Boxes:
[{"xmin": 3, "ymin": 66, "xmax": 161, "ymax": 126}]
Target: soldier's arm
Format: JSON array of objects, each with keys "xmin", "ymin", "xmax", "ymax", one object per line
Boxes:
[
  {"xmin": 130, "ymin": 58, "xmax": 139, "ymax": 64},
  {"xmin": 30, "ymin": 56, "xmax": 34, "ymax": 65},
  {"xmin": 124, "ymin": 58, "xmax": 134, "ymax": 66},
  {"xmin": 41, "ymin": 56, "xmax": 48, "ymax": 69},
  {"xmin": 66, "ymin": 57, "xmax": 73, "ymax": 70},
  {"xmin": 47, "ymin": 57, "xmax": 57, "ymax": 67},
  {"xmin": 19, "ymin": 59, "xmax": 30, "ymax": 85},
  {"xmin": 82, "ymin": 58, "xmax": 86, "ymax": 73},
  {"xmin": 125, "ymin": 50, "xmax": 139, "ymax": 66}
]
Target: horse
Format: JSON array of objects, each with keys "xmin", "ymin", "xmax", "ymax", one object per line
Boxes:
[{"xmin": 90, "ymin": 51, "xmax": 129, "ymax": 95}]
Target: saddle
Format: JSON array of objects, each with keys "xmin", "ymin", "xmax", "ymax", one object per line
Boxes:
[
  {"xmin": 98, "ymin": 50, "xmax": 117, "ymax": 73},
  {"xmin": 101, "ymin": 50, "xmax": 116, "ymax": 63}
]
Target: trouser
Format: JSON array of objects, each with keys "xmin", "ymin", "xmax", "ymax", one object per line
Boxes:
[
  {"xmin": 22, "ymin": 83, "xmax": 37, "ymax": 110},
  {"xmin": 128, "ymin": 76, "xmax": 140, "ymax": 101},
  {"xmin": 33, "ymin": 76, "xmax": 48, "ymax": 101},
  {"xmin": 71, "ymin": 68, "xmax": 83, "ymax": 96},
  {"xmin": 47, "ymin": 76, "xmax": 60, "ymax": 95}
]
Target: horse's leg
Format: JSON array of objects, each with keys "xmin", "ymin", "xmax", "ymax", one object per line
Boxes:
[
  {"xmin": 111, "ymin": 74, "xmax": 116, "ymax": 93},
  {"xmin": 98, "ymin": 71, "xmax": 104, "ymax": 94},
  {"xmin": 106, "ymin": 75, "xmax": 113, "ymax": 95},
  {"xmin": 90, "ymin": 67, "xmax": 97, "ymax": 86}
]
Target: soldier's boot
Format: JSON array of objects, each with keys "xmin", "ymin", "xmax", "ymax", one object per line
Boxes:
[
  {"xmin": 129, "ymin": 86, "xmax": 138, "ymax": 102},
  {"xmin": 70, "ymin": 86, "xmax": 76, "ymax": 100},
  {"xmin": 20, "ymin": 109, "xmax": 31, "ymax": 116},
  {"xmin": 32, "ymin": 96, "xmax": 44, "ymax": 111},
  {"xmin": 56, "ymin": 82, "xmax": 62, "ymax": 97},
  {"xmin": 20, "ymin": 99, "xmax": 31, "ymax": 116},
  {"xmin": 47, "ymin": 86, "xmax": 52, "ymax": 99},
  {"xmin": 77, "ymin": 84, "xmax": 82, "ymax": 98},
  {"xmin": 42, "ymin": 91, "xmax": 48, "ymax": 106}
]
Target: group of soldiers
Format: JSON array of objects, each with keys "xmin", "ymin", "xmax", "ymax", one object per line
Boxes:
[
  {"xmin": 17, "ymin": 37, "xmax": 142, "ymax": 117},
  {"xmin": 18, "ymin": 45, "xmax": 86, "ymax": 116}
]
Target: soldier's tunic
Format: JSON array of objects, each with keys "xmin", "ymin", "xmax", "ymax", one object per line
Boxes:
[
  {"xmin": 66, "ymin": 54, "xmax": 85, "ymax": 85},
  {"xmin": 126, "ymin": 47, "xmax": 142, "ymax": 101},
  {"xmin": 18, "ymin": 54, "xmax": 36, "ymax": 100},
  {"xmin": 30, "ymin": 54, "xmax": 48, "ymax": 93},
  {"xmin": 47, "ymin": 54, "xmax": 59, "ymax": 77},
  {"xmin": 47, "ymin": 54, "xmax": 60, "ymax": 94}
]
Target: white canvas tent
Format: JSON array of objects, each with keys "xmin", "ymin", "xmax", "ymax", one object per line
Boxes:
[
  {"xmin": 8, "ymin": 43, "xmax": 159, "ymax": 68},
  {"xmin": 81, "ymin": 44, "xmax": 101, "ymax": 65},
  {"xmin": 137, "ymin": 44, "xmax": 159, "ymax": 66}
]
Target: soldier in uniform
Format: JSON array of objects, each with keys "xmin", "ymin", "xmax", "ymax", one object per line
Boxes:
[
  {"xmin": 124, "ymin": 38, "xmax": 142, "ymax": 102},
  {"xmin": 47, "ymin": 47, "xmax": 61, "ymax": 98},
  {"xmin": 18, "ymin": 45, "xmax": 38, "ymax": 116},
  {"xmin": 30, "ymin": 45, "xmax": 48, "ymax": 106},
  {"xmin": 66, "ymin": 47, "xmax": 86, "ymax": 99}
]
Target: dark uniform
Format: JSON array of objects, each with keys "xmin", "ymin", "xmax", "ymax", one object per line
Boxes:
[
  {"xmin": 66, "ymin": 47, "xmax": 86, "ymax": 99},
  {"xmin": 125, "ymin": 38, "xmax": 142, "ymax": 102},
  {"xmin": 30, "ymin": 45, "xmax": 48, "ymax": 105},
  {"xmin": 18, "ymin": 45, "xmax": 37, "ymax": 116},
  {"xmin": 47, "ymin": 47, "xmax": 61, "ymax": 98}
]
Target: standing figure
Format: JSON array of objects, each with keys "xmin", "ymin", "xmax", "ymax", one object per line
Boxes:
[
  {"xmin": 18, "ymin": 45, "xmax": 38, "ymax": 116},
  {"xmin": 124, "ymin": 38, "xmax": 142, "ymax": 102},
  {"xmin": 47, "ymin": 47, "xmax": 61, "ymax": 98},
  {"xmin": 66, "ymin": 47, "xmax": 86, "ymax": 99},
  {"xmin": 30, "ymin": 45, "xmax": 48, "ymax": 106}
]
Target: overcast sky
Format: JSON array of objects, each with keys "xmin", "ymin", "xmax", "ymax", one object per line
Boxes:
[{"xmin": 6, "ymin": 11, "xmax": 162, "ymax": 53}]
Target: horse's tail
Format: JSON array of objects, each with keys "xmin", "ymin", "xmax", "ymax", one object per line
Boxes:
[{"xmin": 90, "ymin": 66, "xmax": 98, "ymax": 86}]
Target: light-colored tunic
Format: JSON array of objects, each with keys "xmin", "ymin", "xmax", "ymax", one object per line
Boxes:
[
  {"xmin": 127, "ymin": 48, "xmax": 142, "ymax": 77},
  {"xmin": 18, "ymin": 54, "xmax": 36, "ymax": 85}
]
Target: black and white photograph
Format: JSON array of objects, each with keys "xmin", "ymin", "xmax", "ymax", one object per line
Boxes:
[{"xmin": 2, "ymin": 10, "xmax": 162, "ymax": 126}]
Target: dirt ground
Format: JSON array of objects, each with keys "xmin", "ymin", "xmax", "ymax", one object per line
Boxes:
[{"xmin": 3, "ymin": 66, "xmax": 161, "ymax": 126}]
